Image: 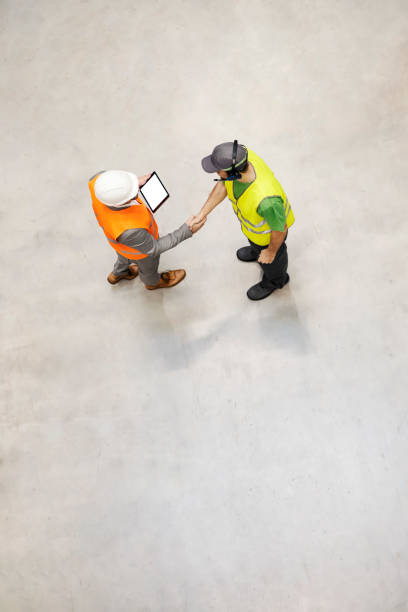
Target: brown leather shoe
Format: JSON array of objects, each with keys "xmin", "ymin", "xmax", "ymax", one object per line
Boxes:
[
  {"xmin": 145, "ymin": 269, "xmax": 186, "ymax": 290},
  {"xmin": 107, "ymin": 264, "xmax": 139, "ymax": 285}
]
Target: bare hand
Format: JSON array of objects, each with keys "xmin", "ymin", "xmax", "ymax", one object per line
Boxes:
[
  {"xmin": 187, "ymin": 212, "xmax": 205, "ymax": 227},
  {"xmin": 186, "ymin": 214, "xmax": 207, "ymax": 234},
  {"xmin": 186, "ymin": 214, "xmax": 199, "ymax": 229},
  {"xmin": 258, "ymin": 249, "xmax": 276, "ymax": 264},
  {"xmin": 186, "ymin": 214, "xmax": 207, "ymax": 233},
  {"xmin": 138, "ymin": 173, "xmax": 152, "ymax": 187}
]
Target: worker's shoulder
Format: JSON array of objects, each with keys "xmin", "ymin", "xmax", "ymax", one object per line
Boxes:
[
  {"xmin": 88, "ymin": 170, "xmax": 106, "ymax": 181},
  {"xmin": 216, "ymin": 180, "xmax": 227, "ymax": 194}
]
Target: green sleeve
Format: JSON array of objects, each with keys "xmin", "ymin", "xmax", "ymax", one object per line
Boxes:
[{"xmin": 257, "ymin": 196, "xmax": 286, "ymax": 232}]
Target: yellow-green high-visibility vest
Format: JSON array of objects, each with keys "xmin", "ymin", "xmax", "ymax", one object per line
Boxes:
[{"xmin": 225, "ymin": 149, "xmax": 295, "ymax": 246}]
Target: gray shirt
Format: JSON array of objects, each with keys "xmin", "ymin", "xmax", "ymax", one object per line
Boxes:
[{"xmin": 117, "ymin": 223, "xmax": 193, "ymax": 258}]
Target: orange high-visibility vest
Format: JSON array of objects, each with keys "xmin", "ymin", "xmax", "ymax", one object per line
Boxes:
[{"xmin": 89, "ymin": 174, "xmax": 159, "ymax": 260}]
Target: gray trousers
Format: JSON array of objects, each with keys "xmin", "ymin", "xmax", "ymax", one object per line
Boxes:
[{"xmin": 113, "ymin": 253, "xmax": 161, "ymax": 286}]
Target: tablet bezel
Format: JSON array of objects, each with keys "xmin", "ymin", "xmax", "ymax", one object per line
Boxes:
[{"xmin": 139, "ymin": 171, "xmax": 170, "ymax": 213}]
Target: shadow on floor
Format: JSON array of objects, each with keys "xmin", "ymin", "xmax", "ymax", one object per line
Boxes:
[{"xmin": 130, "ymin": 287, "xmax": 310, "ymax": 371}]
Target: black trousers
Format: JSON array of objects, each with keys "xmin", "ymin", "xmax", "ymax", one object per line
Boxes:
[{"xmin": 248, "ymin": 233, "xmax": 289, "ymax": 289}]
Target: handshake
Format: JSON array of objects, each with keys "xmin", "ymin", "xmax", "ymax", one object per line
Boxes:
[{"xmin": 186, "ymin": 213, "xmax": 207, "ymax": 234}]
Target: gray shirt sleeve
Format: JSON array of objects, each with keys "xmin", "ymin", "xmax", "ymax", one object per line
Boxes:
[{"xmin": 117, "ymin": 223, "xmax": 193, "ymax": 258}]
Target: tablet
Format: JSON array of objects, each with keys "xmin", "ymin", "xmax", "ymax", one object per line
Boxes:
[{"xmin": 139, "ymin": 171, "xmax": 169, "ymax": 213}]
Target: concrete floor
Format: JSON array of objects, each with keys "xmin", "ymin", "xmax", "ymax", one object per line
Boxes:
[{"xmin": 1, "ymin": 1, "xmax": 408, "ymax": 610}]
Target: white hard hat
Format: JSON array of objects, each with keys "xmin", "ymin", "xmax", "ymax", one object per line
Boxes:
[{"xmin": 94, "ymin": 170, "xmax": 139, "ymax": 207}]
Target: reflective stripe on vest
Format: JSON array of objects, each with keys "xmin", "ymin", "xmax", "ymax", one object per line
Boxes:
[
  {"xmin": 106, "ymin": 237, "xmax": 145, "ymax": 258},
  {"xmin": 226, "ymin": 149, "xmax": 295, "ymax": 246},
  {"xmin": 233, "ymin": 195, "xmax": 292, "ymax": 233}
]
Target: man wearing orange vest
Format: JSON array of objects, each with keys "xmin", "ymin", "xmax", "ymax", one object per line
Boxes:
[
  {"xmin": 195, "ymin": 141, "xmax": 294, "ymax": 300},
  {"xmin": 89, "ymin": 170, "xmax": 206, "ymax": 289}
]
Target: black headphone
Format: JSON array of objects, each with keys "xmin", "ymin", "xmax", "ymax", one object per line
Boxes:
[{"xmin": 214, "ymin": 140, "xmax": 248, "ymax": 182}]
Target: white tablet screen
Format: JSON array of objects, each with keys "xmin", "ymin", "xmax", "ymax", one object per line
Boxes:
[{"xmin": 140, "ymin": 173, "xmax": 169, "ymax": 212}]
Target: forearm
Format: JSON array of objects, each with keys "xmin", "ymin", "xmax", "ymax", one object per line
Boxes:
[
  {"xmin": 199, "ymin": 182, "xmax": 227, "ymax": 217},
  {"xmin": 151, "ymin": 223, "xmax": 192, "ymax": 256},
  {"xmin": 266, "ymin": 227, "xmax": 287, "ymax": 255}
]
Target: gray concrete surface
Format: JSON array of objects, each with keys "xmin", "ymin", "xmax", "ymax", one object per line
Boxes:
[{"xmin": 1, "ymin": 1, "xmax": 408, "ymax": 611}]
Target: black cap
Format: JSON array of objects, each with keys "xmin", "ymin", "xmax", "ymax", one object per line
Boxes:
[{"xmin": 201, "ymin": 141, "xmax": 247, "ymax": 173}]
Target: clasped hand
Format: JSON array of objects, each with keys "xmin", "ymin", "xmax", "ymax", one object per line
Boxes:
[{"xmin": 186, "ymin": 213, "xmax": 207, "ymax": 234}]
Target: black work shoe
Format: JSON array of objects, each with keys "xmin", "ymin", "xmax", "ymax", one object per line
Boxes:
[
  {"xmin": 236, "ymin": 246, "xmax": 258, "ymax": 262},
  {"xmin": 247, "ymin": 274, "xmax": 290, "ymax": 301}
]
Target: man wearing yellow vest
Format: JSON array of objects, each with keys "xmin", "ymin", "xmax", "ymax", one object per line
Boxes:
[
  {"xmin": 197, "ymin": 141, "xmax": 295, "ymax": 300},
  {"xmin": 89, "ymin": 170, "xmax": 206, "ymax": 289}
]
